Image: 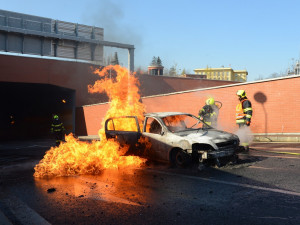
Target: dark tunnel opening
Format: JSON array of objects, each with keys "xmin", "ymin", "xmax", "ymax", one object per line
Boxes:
[{"xmin": 0, "ymin": 82, "xmax": 75, "ymax": 141}]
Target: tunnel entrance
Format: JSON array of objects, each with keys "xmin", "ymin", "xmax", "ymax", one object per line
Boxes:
[{"xmin": 0, "ymin": 82, "xmax": 75, "ymax": 141}]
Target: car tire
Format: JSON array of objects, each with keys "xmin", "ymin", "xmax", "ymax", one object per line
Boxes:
[{"xmin": 173, "ymin": 149, "xmax": 189, "ymax": 168}]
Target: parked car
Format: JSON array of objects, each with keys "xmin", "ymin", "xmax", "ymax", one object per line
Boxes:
[{"xmin": 105, "ymin": 112, "xmax": 240, "ymax": 167}]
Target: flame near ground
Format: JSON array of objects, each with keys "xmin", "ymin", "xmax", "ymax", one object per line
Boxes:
[{"xmin": 34, "ymin": 65, "xmax": 147, "ymax": 178}]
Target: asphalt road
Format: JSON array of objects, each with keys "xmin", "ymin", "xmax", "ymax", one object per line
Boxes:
[{"xmin": 0, "ymin": 140, "xmax": 300, "ymax": 225}]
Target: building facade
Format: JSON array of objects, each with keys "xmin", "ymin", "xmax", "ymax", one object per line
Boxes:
[
  {"xmin": 194, "ymin": 67, "xmax": 248, "ymax": 82},
  {"xmin": 0, "ymin": 9, "xmax": 135, "ymax": 140},
  {"xmin": 0, "ymin": 9, "xmax": 135, "ymax": 70},
  {"xmin": 0, "ymin": 9, "xmax": 104, "ymax": 64},
  {"xmin": 181, "ymin": 74, "xmax": 207, "ymax": 79}
]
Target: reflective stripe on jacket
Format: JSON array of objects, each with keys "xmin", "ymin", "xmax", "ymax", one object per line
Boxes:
[
  {"xmin": 236, "ymin": 99, "xmax": 253, "ymax": 124},
  {"xmin": 199, "ymin": 104, "xmax": 219, "ymax": 127},
  {"xmin": 51, "ymin": 122, "xmax": 65, "ymax": 132}
]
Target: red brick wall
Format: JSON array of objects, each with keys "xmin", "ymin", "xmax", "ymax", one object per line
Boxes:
[
  {"xmin": 137, "ymin": 74, "xmax": 239, "ymax": 96},
  {"xmin": 77, "ymin": 103, "xmax": 110, "ymax": 135},
  {"xmin": 78, "ymin": 76, "xmax": 300, "ymax": 135}
]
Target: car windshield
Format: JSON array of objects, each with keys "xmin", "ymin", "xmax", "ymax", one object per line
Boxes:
[{"xmin": 161, "ymin": 114, "xmax": 205, "ymax": 133}]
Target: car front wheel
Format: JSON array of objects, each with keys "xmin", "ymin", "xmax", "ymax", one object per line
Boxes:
[{"xmin": 172, "ymin": 149, "xmax": 190, "ymax": 168}]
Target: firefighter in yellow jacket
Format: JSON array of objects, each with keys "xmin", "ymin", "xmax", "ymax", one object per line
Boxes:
[
  {"xmin": 199, "ymin": 97, "xmax": 219, "ymax": 128},
  {"xmin": 236, "ymin": 90, "xmax": 253, "ymax": 151},
  {"xmin": 51, "ymin": 114, "xmax": 65, "ymax": 146}
]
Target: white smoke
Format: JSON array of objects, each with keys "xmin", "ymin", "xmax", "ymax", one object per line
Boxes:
[{"xmin": 235, "ymin": 126, "xmax": 254, "ymax": 145}]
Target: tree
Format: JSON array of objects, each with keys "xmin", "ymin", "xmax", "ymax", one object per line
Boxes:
[
  {"xmin": 151, "ymin": 56, "xmax": 157, "ymax": 66},
  {"xmin": 157, "ymin": 57, "xmax": 162, "ymax": 66},
  {"xmin": 111, "ymin": 52, "xmax": 119, "ymax": 65},
  {"xmin": 163, "ymin": 67, "xmax": 169, "ymax": 76},
  {"xmin": 135, "ymin": 66, "xmax": 145, "ymax": 75},
  {"xmin": 168, "ymin": 63, "xmax": 178, "ymax": 77},
  {"xmin": 181, "ymin": 68, "xmax": 186, "ymax": 75},
  {"xmin": 269, "ymin": 72, "xmax": 279, "ymax": 78},
  {"xmin": 255, "ymin": 75, "xmax": 264, "ymax": 81},
  {"xmin": 169, "ymin": 66, "xmax": 177, "ymax": 77},
  {"xmin": 103, "ymin": 55, "xmax": 111, "ymax": 66}
]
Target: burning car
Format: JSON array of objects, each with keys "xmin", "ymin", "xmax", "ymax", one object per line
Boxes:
[{"xmin": 105, "ymin": 112, "xmax": 240, "ymax": 168}]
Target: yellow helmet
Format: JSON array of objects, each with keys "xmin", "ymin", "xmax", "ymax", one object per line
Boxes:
[
  {"xmin": 53, "ymin": 115, "xmax": 59, "ymax": 120},
  {"xmin": 236, "ymin": 90, "xmax": 246, "ymax": 98},
  {"xmin": 206, "ymin": 97, "xmax": 215, "ymax": 105}
]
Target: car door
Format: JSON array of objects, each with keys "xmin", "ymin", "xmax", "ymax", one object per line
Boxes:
[
  {"xmin": 142, "ymin": 117, "xmax": 171, "ymax": 162},
  {"xmin": 105, "ymin": 116, "xmax": 142, "ymax": 155}
]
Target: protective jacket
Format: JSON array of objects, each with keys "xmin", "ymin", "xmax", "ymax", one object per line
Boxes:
[
  {"xmin": 236, "ymin": 98, "xmax": 253, "ymax": 124},
  {"xmin": 199, "ymin": 104, "xmax": 219, "ymax": 127},
  {"xmin": 51, "ymin": 118, "xmax": 65, "ymax": 146},
  {"xmin": 51, "ymin": 119, "xmax": 65, "ymax": 133}
]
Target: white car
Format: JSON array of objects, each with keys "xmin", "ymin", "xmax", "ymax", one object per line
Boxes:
[{"xmin": 105, "ymin": 112, "xmax": 240, "ymax": 167}]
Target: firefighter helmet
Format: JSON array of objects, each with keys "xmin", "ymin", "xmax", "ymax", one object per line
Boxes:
[
  {"xmin": 236, "ymin": 90, "xmax": 246, "ymax": 98},
  {"xmin": 205, "ymin": 97, "xmax": 215, "ymax": 105},
  {"xmin": 53, "ymin": 115, "xmax": 59, "ymax": 120}
]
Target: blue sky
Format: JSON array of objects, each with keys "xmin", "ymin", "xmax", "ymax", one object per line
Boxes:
[{"xmin": 1, "ymin": 0, "xmax": 300, "ymax": 81}]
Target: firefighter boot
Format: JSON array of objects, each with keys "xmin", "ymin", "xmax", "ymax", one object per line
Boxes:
[{"xmin": 240, "ymin": 143, "xmax": 249, "ymax": 153}]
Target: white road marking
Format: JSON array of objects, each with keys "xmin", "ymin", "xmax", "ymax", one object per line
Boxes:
[
  {"xmin": 248, "ymin": 166, "xmax": 273, "ymax": 170},
  {"xmin": 146, "ymin": 168, "xmax": 300, "ymax": 197}
]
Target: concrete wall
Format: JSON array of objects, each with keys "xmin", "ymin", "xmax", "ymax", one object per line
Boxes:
[{"xmin": 77, "ymin": 75, "xmax": 300, "ymax": 136}]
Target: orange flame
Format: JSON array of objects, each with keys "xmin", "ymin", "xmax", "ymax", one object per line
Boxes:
[
  {"xmin": 34, "ymin": 65, "xmax": 147, "ymax": 178},
  {"xmin": 162, "ymin": 115, "xmax": 189, "ymax": 133},
  {"xmin": 89, "ymin": 65, "xmax": 145, "ymax": 139}
]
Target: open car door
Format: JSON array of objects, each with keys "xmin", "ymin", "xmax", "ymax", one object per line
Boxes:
[{"xmin": 105, "ymin": 116, "xmax": 142, "ymax": 153}]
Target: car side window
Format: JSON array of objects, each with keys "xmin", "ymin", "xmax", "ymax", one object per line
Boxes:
[{"xmin": 145, "ymin": 118, "xmax": 162, "ymax": 134}]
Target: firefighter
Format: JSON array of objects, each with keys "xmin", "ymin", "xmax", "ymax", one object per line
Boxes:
[
  {"xmin": 198, "ymin": 97, "xmax": 219, "ymax": 128},
  {"xmin": 51, "ymin": 114, "xmax": 65, "ymax": 146},
  {"xmin": 236, "ymin": 90, "xmax": 253, "ymax": 151}
]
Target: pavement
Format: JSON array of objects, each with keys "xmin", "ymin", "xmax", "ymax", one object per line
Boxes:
[{"xmin": 0, "ymin": 138, "xmax": 300, "ymax": 224}]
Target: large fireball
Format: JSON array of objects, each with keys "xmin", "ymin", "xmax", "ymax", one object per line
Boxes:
[{"xmin": 34, "ymin": 65, "xmax": 146, "ymax": 178}]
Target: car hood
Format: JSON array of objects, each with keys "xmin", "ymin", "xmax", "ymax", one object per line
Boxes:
[{"xmin": 176, "ymin": 129, "xmax": 238, "ymax": 143}]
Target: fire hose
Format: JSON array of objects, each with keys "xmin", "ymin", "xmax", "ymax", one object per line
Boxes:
[{"xmin": 215, "ymin": 101, "xmax": 222, "ymax": 109}]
